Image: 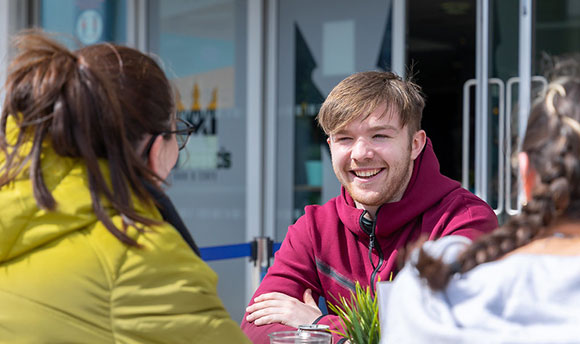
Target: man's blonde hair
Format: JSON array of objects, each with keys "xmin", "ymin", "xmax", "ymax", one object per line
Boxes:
[{"xmin": 317, "ymin": 71, "xmax": 425, "ymax": 135}]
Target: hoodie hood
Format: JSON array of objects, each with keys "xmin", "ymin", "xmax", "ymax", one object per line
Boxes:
[
  {"xmin": 337, "ymin": 138, "xmax": 460, "ymax": 238},
  {"xmin": 0, "ymin": 115, "xmax": 165, "ymax": 262},
  {"xmin": 0, "ymin": 148, "xmax": 101, "ymax": 262}
]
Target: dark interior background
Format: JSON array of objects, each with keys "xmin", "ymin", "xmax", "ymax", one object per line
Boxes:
[{"xmin": 407, "ymin": 0, "xmax": 476, "ymax": 182}]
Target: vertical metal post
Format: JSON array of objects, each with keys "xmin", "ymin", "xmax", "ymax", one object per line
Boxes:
[
  {"xmin": 391, "ymin": 0, "xmax": 406, "ymax": 78},
  {"xmin": 518, "ymin": 0, "xmax": 532, "ymax": 145},
  {"xmin": 475, "ymin": 0, "xmax": 490, "ymax": 201},
  {"xmin": 0, "ymin": 0, "xmax": 31, "ymax": 109},
  {"xmin": 462, "ymin": 79, "xmax": 476, "ymax": 189},
  {"xmin": 516, "ymin": 0, "xmax": 532, "ymax": 209},
  {"xmin": 264, "ymin": 0, "xmax": 278, "ymax": 264},
  {"xmin": 0, "ymin": 0, "xmax": 10, "ymax": 102},
  {"xmin": 252, "ymin": 237, "xmax": 273, "ymax": 284},
  {"xmin": 246, "ymin": 0, "xmax": 265, "ymax": 302},
  {"xmin": 493, "ymin": 78, "xmax": 505, "ymax": 215},
  {"xmin": 126, "ymin": 0, "xmax": 148, "ymax": 51}
]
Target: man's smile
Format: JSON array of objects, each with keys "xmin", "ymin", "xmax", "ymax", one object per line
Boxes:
[{"xmin": 351, "ymin": 168, "xmax": 384, "ymax": 179}]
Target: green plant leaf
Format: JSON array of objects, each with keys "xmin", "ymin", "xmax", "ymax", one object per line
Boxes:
[{"xmin": 326, "ymin": 281, "xmax": 380, "ymax": 344}]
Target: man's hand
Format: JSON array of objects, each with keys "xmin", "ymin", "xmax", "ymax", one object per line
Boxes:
[{"xmin": 245, "ymin": 289, "xmax": 322, "ymax": 328}]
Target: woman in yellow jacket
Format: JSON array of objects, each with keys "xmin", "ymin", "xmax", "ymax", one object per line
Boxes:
[{"xmin": 0, "ymin": 31, "xmax": 250, "ymax": 343}]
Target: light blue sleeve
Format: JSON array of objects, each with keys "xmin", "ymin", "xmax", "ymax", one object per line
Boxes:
[{"xmin": 378, "ymin": 236, "xmax": 475, "ymax": 344}]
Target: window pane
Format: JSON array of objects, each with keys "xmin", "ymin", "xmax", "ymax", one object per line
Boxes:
[
  {"xmin": 40, "ymin": 0, "xmax": 126, "ymax": 46},
  {"xmin": 148, "ymin": 0, "xmax": 247, "ymax": 323}
]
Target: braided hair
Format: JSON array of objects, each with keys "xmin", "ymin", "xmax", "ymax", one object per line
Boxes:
[{"xmin": 417, "ymin": 71, "xmax": 580, "ymax": 290}]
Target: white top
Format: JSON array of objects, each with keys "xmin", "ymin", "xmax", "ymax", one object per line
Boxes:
[{"xmin": 378, "ymin": 235, "xmax": 580, "ymax": 344}]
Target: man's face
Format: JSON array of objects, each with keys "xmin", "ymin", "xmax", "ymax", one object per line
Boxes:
[{"xmin": 327, "ymin": 104, "xmax": 425, "ymax": 212}]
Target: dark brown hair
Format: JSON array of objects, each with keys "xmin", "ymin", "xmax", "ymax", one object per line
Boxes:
[
  {"xmin": 0, "ymin": 30, "xmax": 175, "ymax": 246},
  {"xmin": 316, "ymin": 71, "xmax": 425, "ymax": 135},
  {"xmin": 417, "ymin": 60, "xmax": 580, "ymax": 290}
]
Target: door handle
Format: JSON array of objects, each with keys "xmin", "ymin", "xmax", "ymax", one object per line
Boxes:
[
  {"xmin": 462, "ymin": 78, "xmax": 505, "ymax": 215},
  {"xmin": 505, "ymin": 76, "xmax": 548, "ymax": 216}
]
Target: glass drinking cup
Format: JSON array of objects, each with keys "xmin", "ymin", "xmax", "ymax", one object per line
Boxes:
[{"xmin": 268, "ymin": 330, "xmax": 332, "ymax": 344}]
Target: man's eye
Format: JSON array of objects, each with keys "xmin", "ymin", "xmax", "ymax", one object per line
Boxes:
[
  {"xmin": 336, "ymin": 137, "xmax": 351, "ymax": 142},
  {"xmin": 373, "ymin": 134, "xmax": 389, "ymax": 139}
]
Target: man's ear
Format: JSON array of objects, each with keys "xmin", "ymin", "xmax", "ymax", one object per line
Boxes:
[{"xmin": 410, "ymin": 129, "xmax": 426, "ymax": 160}]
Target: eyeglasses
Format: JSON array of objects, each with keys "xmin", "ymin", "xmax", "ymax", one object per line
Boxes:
[
  {"xmin": 172, "ymin": 118, "xmax": 196, "ymax": 150},
  {"xmin": 142, "ymin": 118, "xmax": 195, "ymax": 159}
]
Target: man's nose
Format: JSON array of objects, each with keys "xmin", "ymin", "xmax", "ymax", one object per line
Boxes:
[{"xmin": 351, "ymin": 138, "xmax": 373, "ymax": 160}]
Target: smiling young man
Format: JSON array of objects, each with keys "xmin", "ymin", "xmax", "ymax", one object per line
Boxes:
[{"xmin": 241, "ymin": 71, "xmax": 498, "ymax": 343}]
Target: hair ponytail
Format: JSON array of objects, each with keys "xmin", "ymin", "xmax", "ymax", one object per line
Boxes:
[{"xmin": 1, "ymin": 30, "xmax": 174, "ymax": 246}]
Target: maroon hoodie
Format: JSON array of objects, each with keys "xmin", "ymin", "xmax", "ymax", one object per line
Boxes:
[{"xmin": 241, "ymin": 139, "xmax": 497, "ymax": 343}]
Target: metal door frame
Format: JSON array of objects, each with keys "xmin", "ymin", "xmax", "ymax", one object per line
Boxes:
[{"xmin": 467, "ymin": 0, "xmax": 533, "ymax": 216}]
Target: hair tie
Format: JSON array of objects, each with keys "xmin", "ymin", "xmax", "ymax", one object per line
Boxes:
[
  {"xmin": 545, "ymin": 82, "xmax": 566, "ymax": 116},
  {"xmin": 544, "ymin": 81, "xmax": 580, "ymax": 137}
]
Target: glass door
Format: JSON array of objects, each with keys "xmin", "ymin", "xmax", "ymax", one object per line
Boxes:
[
  {"xmin": 408, "ymin": 0, "xmax": 580, "ymax": 220},
  {"xmin": 460, "ymin": 0, "xmax": 580, "ymax": 219},
  {"xmin": 504, "ymin": 0, "xmax": 580, "ymax": 216}
]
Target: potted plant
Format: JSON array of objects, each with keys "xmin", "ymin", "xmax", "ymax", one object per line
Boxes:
[{"xmin": 327, "ymin": 281, "xmax": 380, "ymax": 344}]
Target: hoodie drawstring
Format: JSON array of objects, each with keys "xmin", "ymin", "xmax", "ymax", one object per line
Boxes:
[{"xmin": 359, "ymin": 211, "xmax": 384, "ymax": 295}]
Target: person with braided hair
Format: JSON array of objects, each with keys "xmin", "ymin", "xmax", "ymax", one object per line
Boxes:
[
  {"xmin": 0, "ymin": 31, "xmax": 250, "ymax": 343},
  {"xmin": 380, "ymin": 69, "xmax": 580, "ymax": 343}
]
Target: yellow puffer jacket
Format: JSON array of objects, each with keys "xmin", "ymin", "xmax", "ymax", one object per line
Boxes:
[{"xmin": 0, "ymin": 144, "xmax": 250, "ymax": 343}]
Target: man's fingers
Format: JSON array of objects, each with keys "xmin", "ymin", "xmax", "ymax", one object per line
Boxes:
[
  {"xmin": 246, "ymin": 290, "xmax": 322, "ymax": 328},
  {"xmin": 246, "ymin": 299, "xmax": 285, "ymax": 313},
  {"xmin": 253, "ymin": 313, "xmax": 282, "ymax": 326},
  {"xmin": 253, "ymin": 292, "xmax": 288, "ymax": 302},
  {"xmin": 246, "ymin": 307, "xmax": 278, "ymax": 322},
  {"xmin": 246, "ymin": 306, "xmax": 290, "ymax": 325}
]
